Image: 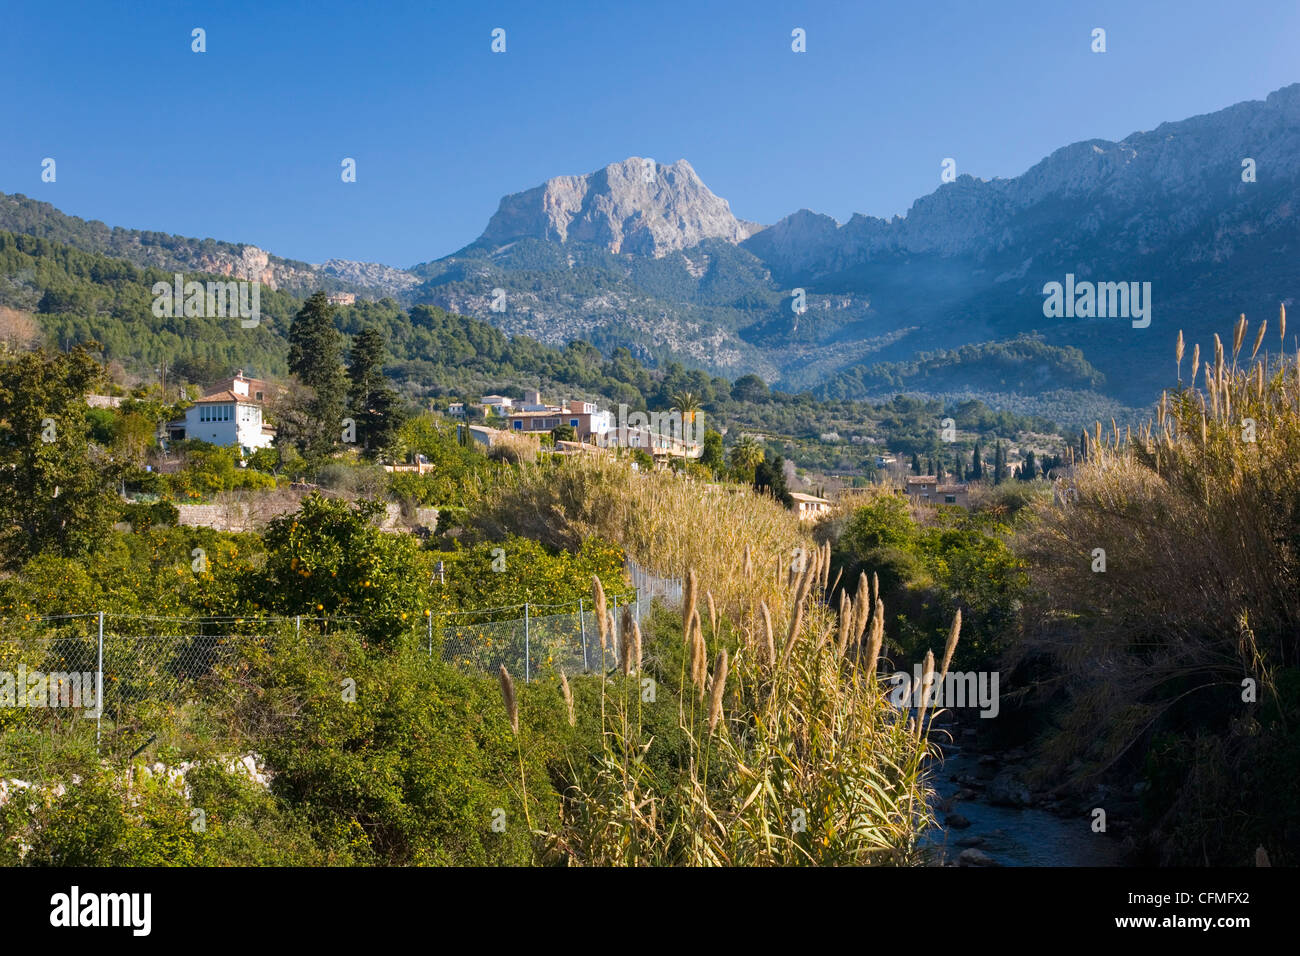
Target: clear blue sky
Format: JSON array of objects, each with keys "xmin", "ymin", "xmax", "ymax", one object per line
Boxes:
[{"xmin": 2, "ymin": 0, "xmax": 1296, "ymax": 268}]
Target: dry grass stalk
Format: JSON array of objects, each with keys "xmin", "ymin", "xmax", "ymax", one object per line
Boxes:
[
  {"xmin": 836, "ymin": 590, "xmax": 852, "ymax": 658},
  {"xmin": 707, "ymin": 648, "xmax": 729, "ymax": 733},
  {"xmin": 694, "ymin": 625, "xmax": 709, "ymax": 701},
  {"xmin": 853, "ymin": 572, "xmax": 871, "ymax": 643},
  {"xmin": 631, "ymin": 619, "xmax": 642, "ymax": 676},
  {"xmin": 914, "ymin": 650, "xmax": 936, "ymax": 739},
  {"xmin": 863, "ymin": 598, "xmax": 885, "ymax": 673},
  {"xmin": 498, "ymin": 664, "xmax": 519, "ymax": 735},
  {"xmin": 559, "ymin": 669, "xmax": 576, "ymax": 727},
  {"xmin": 593, "ymin": 574, "xmax": 609, "ymax": 651},
  {"xmin": 689, "ymin": 608, "xmax": 707, "ymax": 695},
  {"xmin": 683, "ymin": 569, "xmax": 697, "ymax": 636},
  {"xmin": 779, "ymin": 593, "xmax": 806, "ymax": 671},
  {"xmin": 620, "ymin": 604, "xmax": 635, "ymax": 675},
  {"xmin": 760, "ymin": 600, "xmax": 775, "ymax": 665},
  {"xmin": 938, "ymin": 609, "xmax": 962, "ymax": 686},
  {"xmin": 706, "ymin": 590, "xmax": 717, "ymax": 638}
]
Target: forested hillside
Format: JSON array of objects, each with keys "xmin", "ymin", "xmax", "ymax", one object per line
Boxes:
[{"xmin": 0, "ymin": 228, "xmax": 1065, "ymax": 475}]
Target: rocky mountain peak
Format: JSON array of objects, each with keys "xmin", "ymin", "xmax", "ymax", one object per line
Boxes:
[{"xmin": 473, "ymin": 156, "xmax": 764, "ymax": 257}]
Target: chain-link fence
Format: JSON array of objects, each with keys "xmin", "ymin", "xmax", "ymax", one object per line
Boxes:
[
  {"xmin": 435, "ymin": 558, "xmax": 682, "ymax": 682},
  {"xmin": 0, "ymin": 613, "xmax": 354, "ymax": 781},
  {"xmin": 627, "ymin": 556, "xmax": 683, "ymax": 607},
  {"xmin": 1, "ymin": 559, "xmax": 684, "ymax": 779}
]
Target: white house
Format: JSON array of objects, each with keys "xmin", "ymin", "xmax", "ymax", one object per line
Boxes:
[
  {"xmin": 480, "ymin": 394, "xmax": 514, "ymax": 417},
  {"xmin": 789, "ymin": 491, "xmax": 831, "ymax": 521},
  {"xmin": 167, "ymin": 372, "xmax": 275, "ymax": 453}
]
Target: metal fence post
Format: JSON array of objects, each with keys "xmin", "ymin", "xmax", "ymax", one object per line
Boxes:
[
  {"xmin": 611, "ymin": 594, "xmax": 618, "ymax": 666},
  {"xmin": 524, "ymin": 601, "xmax": 531, "ymax": 683},
  {"xmin": 579, "ymin": 598, "xmax": 588, "ymax": 671},
  {"xmin": 427, "ymin": 611, "xmax": 433, "ymax": 657},
  {"xmin": 95, "ymin": 611, "xmax": 104, "ymax": 752},
  {"xmin": 295, "ymin": 615, "xmax": 301, "ymax": 638}
]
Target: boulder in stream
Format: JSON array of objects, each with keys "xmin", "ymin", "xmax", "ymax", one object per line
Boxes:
[
  {"xmin": 988, "ymin": 770, "xmax": 1033, "ymax": 808},
  {"xmin": 958, "ymin": 847, "xmax": 999, "ymax": 866}
]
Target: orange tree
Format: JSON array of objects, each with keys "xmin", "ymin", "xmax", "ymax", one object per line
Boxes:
[
  {"xmin": 428, "ymin": 535, "xmax": 630, "ymax": 621},
  {"xmin": 248, "ymin": 493, "xmax": 432, "ymax": 644}
]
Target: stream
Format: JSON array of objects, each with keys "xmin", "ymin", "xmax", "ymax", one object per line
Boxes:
[{"xmin": 921, "ymin": 723, "xmax": 1128, "ymax": 867}]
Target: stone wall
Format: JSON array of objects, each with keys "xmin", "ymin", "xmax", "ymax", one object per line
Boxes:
[{"xmin": 174, "ymin": 492, "xmax": 437, "ymax": 534}]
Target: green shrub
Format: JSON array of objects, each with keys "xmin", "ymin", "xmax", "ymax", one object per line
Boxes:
[
  {"xmin": 243, "ymin": 629, "xmax": 561, "ymax": 865},
  {"xmin": 117, "ymin": 499, "xmax": 180, "ymax": 531}
]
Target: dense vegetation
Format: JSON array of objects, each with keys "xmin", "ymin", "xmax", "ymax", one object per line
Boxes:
[
  {"xmin": 0, "ymin": 347, "xmax": 960, "ymax": 864},
  {"xmin": 1, "ymin": 314, "xmax": 1294, "ymax": 866},
  {"xmin": 1009, "ymin": 314, "xmax": 1300, "ymax": 865}
]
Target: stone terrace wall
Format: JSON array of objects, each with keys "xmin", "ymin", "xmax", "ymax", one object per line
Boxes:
[{"xmin": 175, "ymin": 490, "xmax": 437, "ymax": 535}]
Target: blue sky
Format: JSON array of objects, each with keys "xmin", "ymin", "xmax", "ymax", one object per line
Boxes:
[{"xmin": 2, "ymin": 0, "xmax": 1296, "ymax": 267}]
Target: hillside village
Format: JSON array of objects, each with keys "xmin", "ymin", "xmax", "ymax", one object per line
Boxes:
[{"xmin": 73, "ymin": 355, "xmax": 1077, "ymax": 543}]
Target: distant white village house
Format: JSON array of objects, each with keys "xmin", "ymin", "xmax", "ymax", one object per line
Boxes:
[
  {"xmin": 480, "ymin": 394, "xmax": 514, "ymax": 417},
  {"xmin": 789, "ymin": 491, "xmax": 831, "ymax": 521}
]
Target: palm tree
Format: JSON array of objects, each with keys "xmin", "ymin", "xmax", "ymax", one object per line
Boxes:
[
  {"xmin": 669, "ymin": 389, "xmax": 702, "ymax": 436},
  {"xmin": 729, "ymin": 435, "xmax": 765, "ymax": 478}
]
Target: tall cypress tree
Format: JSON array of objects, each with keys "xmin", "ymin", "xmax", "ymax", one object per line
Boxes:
[
  {"xmin": 1020, "ymin": 449, "xmax": 1037, "ymax": 481},
  {"xmin": 348, "ymin": 326, "xmax": 405, "ymax": 458},
  {"xmin": 754, "ymin": 454, "xmax": 794, "ymax": 508},
  {"xmin": 994, "ymin": 441, "xmax": 1006, "ymax": 485},
  {"xmin": 911, "ymin": 453, "xmax": 921, "ymax": 475},
  {"xmin": 971, "ymin": 443, "xmax": 983, "ymax": 480},
  {"xmin": 286, "ymin": 292, "xmax": 348, "ymax": 459}
]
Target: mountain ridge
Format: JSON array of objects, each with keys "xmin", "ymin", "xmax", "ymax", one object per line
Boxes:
[{"xmin": 3, "ymin": 83, "xmax": 1299, "ymax": 409}]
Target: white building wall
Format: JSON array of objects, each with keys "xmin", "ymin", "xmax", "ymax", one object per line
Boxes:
[{"xmin": 184, "ymin": 402, "xmax": 273, "ymax": 451}]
